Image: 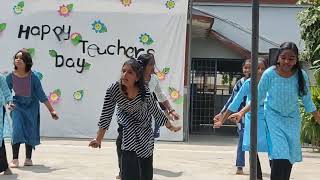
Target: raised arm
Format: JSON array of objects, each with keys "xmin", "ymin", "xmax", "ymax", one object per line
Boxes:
[{"xmin": 214, "ymin": 80, "xmax": 250, "ymax": 128}]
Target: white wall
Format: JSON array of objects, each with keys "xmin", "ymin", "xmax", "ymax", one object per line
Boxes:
[
  {"xmin": 191, "ymin": 37, "xmax": 242, "ymax": 59},
  {"xmin": 194, "ymin": 4, "xmax": 306, "ymax": 52}
]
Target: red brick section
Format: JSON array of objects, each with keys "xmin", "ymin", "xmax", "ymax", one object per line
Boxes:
[{"xmin": 193, "ymin": 0, "xmax": 298, "ymax": 4}]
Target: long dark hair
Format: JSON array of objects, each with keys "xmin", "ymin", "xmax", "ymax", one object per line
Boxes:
[
  {"xmin": 13, "ymin": 49, "xmax": 33, "ymax": 72},
  {"xmin": 258, "ymin": 56, "xmax": 269, "ymax": 69},
  {"xmin": 274, "ymin": 42, "xmax": 306, "ymax": 96},
  {"xmin": 137, "ymin": 53, "xmax": 155, "ymax": 73},
  {"xmin": 242, "ymin": 58, "xmax": 251, "ymax": 67},
  {"xmin": 121, "ymin": 58, "xmax": 146, "ymax": 101}
]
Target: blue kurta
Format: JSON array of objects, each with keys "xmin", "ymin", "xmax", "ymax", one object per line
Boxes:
[
  {"xmin": 258, "ymin": 66, "xmax": 316, "ymax": 164},
  {"xmin": 6, "ymin": 72, "xmax": 48, "ymax": 147},
  {"xmin": 0, "ymin": 74, "xmax": 13, "ymax": 147},
  {"xmin": 228, "ymin": 79, "xmax": 268, "ymax": 152}
]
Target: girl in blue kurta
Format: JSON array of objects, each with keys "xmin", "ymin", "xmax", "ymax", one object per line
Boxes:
[
  {"xmin": 0, "ymin": 74, "xmax": 13, "ymax": 175},
  {"xmin": 258, "ymin": 42, "xmax": 320, "ymax": 180},
  {"xmin": 6, "ymin": 50, "xmax": 59, "ymax": 168},
  {"xmin": 213, "ymin": 59, "xmax": 251, "ymax": 175},
  {"xmin": 222, "ymin": 58, "xmax": 268, "ymax": 180}
]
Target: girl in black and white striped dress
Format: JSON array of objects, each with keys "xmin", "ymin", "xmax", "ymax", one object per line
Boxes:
[{"xmin": 89, "ymin": 58, "xmax": 173, "ymax": 180}]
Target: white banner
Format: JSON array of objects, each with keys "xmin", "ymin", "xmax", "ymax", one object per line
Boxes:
[{"xmin": 0, "ymin": 0, "xmax": 188, "ymax": 141}]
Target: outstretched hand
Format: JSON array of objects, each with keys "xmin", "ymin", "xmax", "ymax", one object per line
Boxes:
[{"xmin": 213, "ymin": 113, "xmax": 223, "ymax": 128}]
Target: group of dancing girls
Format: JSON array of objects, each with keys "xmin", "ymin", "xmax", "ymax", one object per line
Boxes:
[{"xmin": 214, "ymin": 42, "xmax": 320, "ymax": 180}]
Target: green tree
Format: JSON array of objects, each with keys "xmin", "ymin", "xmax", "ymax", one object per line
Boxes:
[
  {"xmin": 297, "ymin": 0, "xmax": 320, "ymax": 64},
  {"xmin": 298, "ymin": 0, "xmax": 320, "ymax": 151}
]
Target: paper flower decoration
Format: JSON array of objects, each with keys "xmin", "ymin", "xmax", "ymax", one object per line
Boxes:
[
  {"xmin": 34, "ymin": 71, "xmax": 43, "ymax": 80},
  {"xmin": 139, "ymin": 33, "xmax": 154, "ymax": 45},
  {"xmin": 48, "ymin": 89, "xmax": 61, "ymax": 104},
  {"xmin": 92, "ymin": 20, "xmax": 107, "ymax": 33},
  {"xmin": 121, "ymin": 0, "xmax": 132, "ymax": 6},
  {"xmin": 166, "ymin": 0, "xmax": 175, "ymax": 9},
  {"xmin": 168, "ymin": 87, "xmax": 183, "ymax": 104},
  {"xmin": 73, "ymin": 90, "xmax": 84, "ymax": 101},
  {"xmin": 13, "ymin": 1, "xmax": 24, "ymax": 15},
  {"xmin": 58, "ymin": 4, "xmax": 73, "ymax": 17},
  {"xmin": 0, "ymin": 23, "xmax": 7, "ymax": 32},
  {"xmin": 71, "ymin": 33, "xmax": 82, "ymax": 45},
  {"xmin": 156, "ymin": 67, "xmax": 170, "ymax": 80}
]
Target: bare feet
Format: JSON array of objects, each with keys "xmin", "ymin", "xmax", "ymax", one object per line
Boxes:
[{"xmin": 9, "ymin": 159, "xmax": 19, "ymax": 168}]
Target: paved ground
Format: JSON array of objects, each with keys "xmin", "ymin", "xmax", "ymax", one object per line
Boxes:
[{"xmin": 1, "ymin": 135, "xmax": 320, "ymax": 180}]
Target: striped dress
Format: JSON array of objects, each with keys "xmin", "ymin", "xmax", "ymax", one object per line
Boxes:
[{"xmin": 98, "ymin": 82, "xmax": 168, "ymax": 158}]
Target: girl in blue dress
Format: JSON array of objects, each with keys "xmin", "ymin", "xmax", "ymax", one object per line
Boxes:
[
  {"xmin": 213, "ymin": 59, "xmax": 251, "ymax": 175},
  {"xmin": 258, "ymin": 42, "xmax": 320, "ymax": 180},
  {"xmin": 221, "ymin": 58, "xmax": 268, "ymax": 180},
  {"xmin": 6, "ymin": 49, "xmax": 59, "ymax": 168},
  {"xmin": 0, "ymin": 74, "xmax": 14, "ymax": 175}
]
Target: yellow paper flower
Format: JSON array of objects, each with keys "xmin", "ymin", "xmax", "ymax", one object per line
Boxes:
[
  {"xmin": 170, "ymin": 90, "xmax": 180, "ymax": 100},
  {"xmin": 121, "ymin": 0, "xmax": 132, "ymax": 6},
  {"xmin": 49, "ymin": 92, "xmax": 60, "ymax": 104},
  {"xmin": 73, "ymin": 90, "xmax": 84, "ymax": 101},
  {"xmin": 58, "ymin": 5, "xmax": 70, "ymax": 17},
  {"xmin": 156, "ymin": 72, "xmax": 165, "ymax": 80},
  {"xmin": 166, "ymin": 0, "xmax": 175, "ymax": 9}
]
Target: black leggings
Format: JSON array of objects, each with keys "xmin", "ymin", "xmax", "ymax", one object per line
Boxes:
[
  {"xmin": 121, "ymin": 151, "xmax": 153, "ymax": 180},
  {"xmin": 116, "ymin": 124, "xmax": 123, "ymax": 176},
  {"xmin": 270, "ymin": 159, "xmax": 292, "ymax": 180},
  {"xmin": 256, "ymin": 154, "xmax": 262, "ymax": 179},
  {"xmin": 12, "ymin": 143, "xmax": 32, "ymax": 159}
]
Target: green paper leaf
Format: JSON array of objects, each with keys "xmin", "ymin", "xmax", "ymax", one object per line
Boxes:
[
  {"xmin": 174, "ymin": 96, "xmax": 184, "ymax": 104},
  {"xmin": 27, "ymin": 48, "xmax": 35, "ymax": 57},
  {"xmin": 75, "ymin": 35, "xmax": 82, "ymax": 41},
  {"xmin": 53, "ymin": 89, "xmax": 61, "ymax": 97},
  {"xmin": 168, "ymin": 87, "xmax": 175, "ymax": 93},
  {"xmin": 67, "ymin": 4, "xmax": 73, "ymax": 11},
  {"xmin": 18, "ymin": 1, "xmax": 24, "ymax": 8},
  {"xmin": 71, "ymin": 39, "xmax": 79, "ymax": 45},
  {"xmin": 84, "ymin": 62, "xmax": 91, "ymax": 70},
  {"xmin": 49, "ymin": 50, "xmax": 57, "ymax": 57},
  {"xmin": 146, "ymin": 38, "xmax": 154, "ymax": 45},
  {"xmin": 102, "ymin": 26, "xmax": 107, "ymax": 32},
  {"xmin": 163, "ymin": 67, "xmax": 170, "ymax": 74},
  {"xmin": 71, "ymin": 35, "xmax": 82, "ymax": 45},
  {"xmin": 0, "ymin": 23, "xmax": 7, "ymax": 31}
]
